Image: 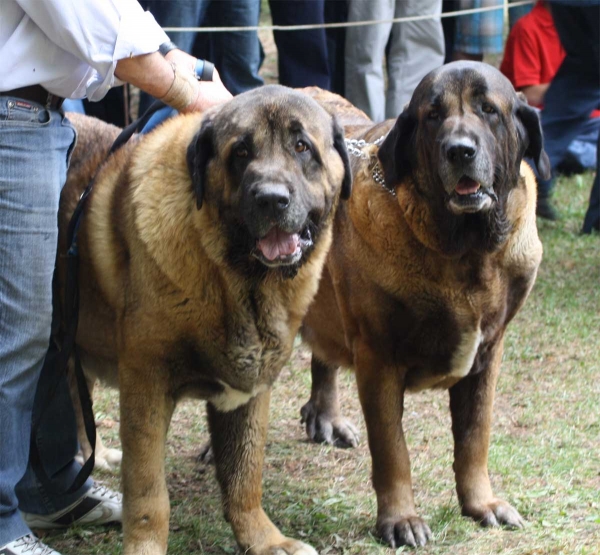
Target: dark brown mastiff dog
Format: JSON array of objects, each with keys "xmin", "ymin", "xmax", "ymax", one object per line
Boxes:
[
  {"xmin": 300, "ymin": 62, "xmax": 551, "ymax": 548},
  {"xmin": 58, "ymin": 85, "xmax": 351, "ymax": 555}
]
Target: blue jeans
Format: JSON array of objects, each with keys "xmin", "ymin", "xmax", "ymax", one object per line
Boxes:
[
  {"xmin": 201, "ymin": 0, "xmax": 263, "ymax": 95},
  {"xmin": 142, "ymin": 0, "xmax": 205, "ymax": 54},
  {"xmin": 0, "ymin": 96, "xmax": 91, "ymax": 546},
  {"xmin": 566, "ymin": 117, "xmax": 599, "ymax": 171}
]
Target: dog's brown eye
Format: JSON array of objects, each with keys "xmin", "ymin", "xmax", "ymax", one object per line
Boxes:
[
  {"xmin": 482, "ymin": 103, "xmax": 496, "ymax": 114},
  {"xmin": 428, "ymin": 109, "xmax": 440, "ymax": 120},
  {"xmin": 295, "ymin": 140, "xmax": 309, "ymax": 153},
  {"xmin": 235, "ymin": 145, "xmax": 248, "ymax": 158}
]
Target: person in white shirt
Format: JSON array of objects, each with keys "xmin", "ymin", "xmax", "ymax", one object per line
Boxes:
[{"xmin": 0, "ymin": 2, "xmax": 231, "ymax": 554}]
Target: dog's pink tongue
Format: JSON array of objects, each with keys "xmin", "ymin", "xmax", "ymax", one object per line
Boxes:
[
  {"xmin": 257, "ymin": 228, "xmax": 300, "ymax": 261},
  {"xmin": 455, "ymin": 176, "xmax": 481, "ymax": 195}
]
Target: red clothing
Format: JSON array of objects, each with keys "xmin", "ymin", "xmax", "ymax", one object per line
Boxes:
[
  {"xmin": 501, "ymin": 1, "xmax": 600, "ymax": 117},
  {"xmin": 501, "ymin": 2, "xmax": 563, "ymax": 97}
]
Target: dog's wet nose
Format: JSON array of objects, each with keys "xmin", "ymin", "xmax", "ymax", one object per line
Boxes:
[
  {"xmin": 446, "ymin": 139, "xmax": 477, "ymax": 163},
  {"xmin": 254, "ymin": 184, "xmax": 290, "ymax": 218}
]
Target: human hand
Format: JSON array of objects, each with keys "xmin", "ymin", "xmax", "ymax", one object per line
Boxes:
[
  {"xmin": 165, "ymin": 49, "xmax": 233, "ymax": 113},
  {"xmin": 183, "ymin": 68, "xmax": 233, "ymax": 113},
  {"xmin": 164, "ymin": 48, "xmax": 196, "ymax": 74}
]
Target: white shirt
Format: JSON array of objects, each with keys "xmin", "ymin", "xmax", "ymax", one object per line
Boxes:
[{"xmin": 0, "ymin": 0, "xmax": 169, "ymax": 101}]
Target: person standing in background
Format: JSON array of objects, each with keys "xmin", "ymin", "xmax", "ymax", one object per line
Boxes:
[
  {"xmin": 535, "ymin": 0, "xmax": 600, "ymax": 229},
  {"xmin": 344, "ymin": 0, "xmax": 444, "ymax": 123},
  {"xmin": 452, "ymin": 0, "xmax": 504, "ymax": 62},
  {"xmin": 500, "ymin": 1, "xmax": 599, "ymax": 184},
  {"xmin": 268, "ymin": 0, "xmax": 331, "ymax": 90}
]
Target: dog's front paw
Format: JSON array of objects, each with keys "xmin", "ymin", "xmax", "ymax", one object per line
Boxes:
[
  {"xmin": 462, "ymin": 498, "xmax": 525, "ymax": 529},
  {"xmin": 377, "ymin": 515, "xmax": 433, "ymax": 548},
  {"xmin": 263, "ymin": 539, "xmax": 318, "ymax": 555},
  {"xmin": 300, "ymin": 401, "xmax": 359, "ymax": 448},
  {"xmin": 232, "ymin": 507, "xmax": 318, "ymax": 555}
]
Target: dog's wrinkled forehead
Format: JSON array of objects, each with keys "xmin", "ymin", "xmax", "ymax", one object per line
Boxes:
[
  {"xmin": 410, "ymin": 61, "xmax": 518, "ymax": 113},
  {"xmin": 210, "ymin": 85, "xmax": 331, "ymax": 143}
]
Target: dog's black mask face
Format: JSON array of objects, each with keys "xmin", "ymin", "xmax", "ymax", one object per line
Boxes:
[
  {"xmin": 378, "ymin": 61, "xmax": 550, "ymax": 253},
  {"xmin": 187, "ymin": 85, "xmax": 351, "ymax": 277}
]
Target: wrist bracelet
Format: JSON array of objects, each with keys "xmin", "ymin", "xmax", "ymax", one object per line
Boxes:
[
  {"xmin": 195, "ymin": 59, "xmax": 214, "ymax": 82},
  {"xmin": 160, "ymin": 62, "xmax": 197, "ymax": 112},
  {"xmin": 158, "ymin": 40, "xmax": 179, "ymax": 57}
]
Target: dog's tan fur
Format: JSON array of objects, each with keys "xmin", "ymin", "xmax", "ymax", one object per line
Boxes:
[
  {"xmin": 300, "ymin": 63, "xmax": 548, "ymax": 547},
  {"xmin": 59, "ymin": 85, "xmax": 350, "ymax": 555}
]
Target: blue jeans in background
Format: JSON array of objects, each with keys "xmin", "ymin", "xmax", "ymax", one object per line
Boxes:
[
  {"xmin": 199, "ymin": 0, "xmax": 263, "ymax": 95},
  {"xmin": 0, "ymin": 96, "xmax": 91, "ymax": 546},
  {"xmin": 142, "ymin": 0, "xmax": 205, "ymax": 54},
  {"xmin": 565, "ymin": 117, "xmax": 600, "ymax": 171}
]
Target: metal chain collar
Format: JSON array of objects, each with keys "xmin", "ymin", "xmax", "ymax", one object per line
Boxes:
[{"xmin": 344, "ymin": 135, "xmax": 394, "ymax": 195}]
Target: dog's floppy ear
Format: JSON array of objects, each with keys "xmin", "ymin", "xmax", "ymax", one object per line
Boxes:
[
  {"xmin": 516, "ymin": 99, "xmax": 552, "ymax": 180},
  {"xmin": 186, "ymin": 118, "xmax": 215, "ymax": 210},
  {"xmin": 377, "ymin": 108, "xmax": 416, "ymax": 189},
  {"xmin": 332, "ymin": 118, "xmax": 352, "ymax": 200}
]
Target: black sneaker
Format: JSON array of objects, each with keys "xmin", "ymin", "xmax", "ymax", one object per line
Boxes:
[
  {"xmin": 556, "ymin": 151, "xmax": 585, "ymax": 177},
  {"xmin": 536, "ymin": 196, "xmax": 558, "ymax": 220},
  {"xmin": 21, "ymin": 483, "xmax": 121, "ymax": 530}
]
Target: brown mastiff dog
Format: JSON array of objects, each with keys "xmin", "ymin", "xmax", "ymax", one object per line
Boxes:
[
  {"xmin": 58, "ymin": 85, "xmax": 351, "ymax": 555},
  {"xmin": 299, "ymin": 62, "xmax": 551, "ymax": 547}
]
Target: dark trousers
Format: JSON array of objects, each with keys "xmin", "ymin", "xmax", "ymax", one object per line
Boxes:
[
  {"xmin": 140, "ymin": 0, "xmax": 262, "ymax": 113},
  {"xmin": 539, "ymin": 3, "xmax": 600, "ymax": 232},
  {"xmin": 269, "ymin": 0, "xmax": 331, "ymax": 89},
  {"xmin": 583, "ymin": 133, "xmax": 600, "ymax": 233},
  {"xmin": 324, "ymin": 0, "xmax": 348, "ymax": 96}
]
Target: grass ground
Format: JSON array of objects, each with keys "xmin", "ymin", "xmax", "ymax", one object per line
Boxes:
[
  {"xmin": 43, "ymin": 171, "xmax": 600, "ymax": 555},
  {"xmin": 48, "ymin": 161, "xmax": 600, "ymax": 555},
  {"xmin": 43, "ymin": 16, "xmax": 599, "ymax": 555}
]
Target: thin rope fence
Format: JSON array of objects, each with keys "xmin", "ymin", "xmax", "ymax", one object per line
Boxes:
[{"xmin": 162, "ymin": 0, "xmax": 534, "ymax": 33}]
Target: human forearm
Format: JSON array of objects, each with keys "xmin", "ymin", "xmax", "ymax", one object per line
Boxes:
[
  {"xmin": 115, "ymin": 49, "xmax": 232, "ymax": 113},
  {"xmin": 115, "ymin": 52, "xmax": 175, "ymax": 101},
  {"xmin": 521, "ymin": 84, "xmax": 550, "ymax": 107}
]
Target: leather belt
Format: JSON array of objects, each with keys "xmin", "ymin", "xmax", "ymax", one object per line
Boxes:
[{"xmin": 2, "ymin": 85, "xmax": 65, "ymax": 110}]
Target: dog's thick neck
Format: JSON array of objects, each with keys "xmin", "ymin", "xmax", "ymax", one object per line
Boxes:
[{"xmin": 397, "ymin": 174, "xmax": 513, "ymax": 257}]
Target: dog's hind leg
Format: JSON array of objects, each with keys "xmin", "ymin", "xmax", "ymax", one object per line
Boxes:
[
  {"xmin": 70, "ymin": 360, "xmax": 122, "ymax": 472},
  {"xmin": 300, "ymin": 355, "xmax": 359, "ymax": 448},
  {"xmin": 449, "ymin": 336, "xmax": 525, "ymax": 530}
]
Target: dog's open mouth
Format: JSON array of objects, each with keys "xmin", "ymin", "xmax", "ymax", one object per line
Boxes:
[
  {"xmin": 448, "ymin": 176, "xmax": 494, "ymax": 214},
  {"xmin": 253, "ymin": 225, "xmax": 313, "ymax": 267},
  {"xmin": 455, "ymin": 176, "xmax": 481, "ymax": 195}
]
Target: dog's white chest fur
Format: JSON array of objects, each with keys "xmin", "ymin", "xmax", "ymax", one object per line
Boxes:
[
  {"xmin": 449, "ymin": 326, "xmax": 482, "ymax": 378},
  {"xmin": 210, "ymin": 381, "xmax": 269, "ymax": 412}
]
